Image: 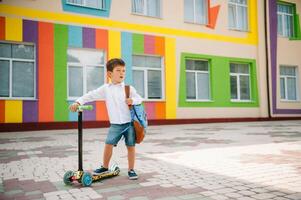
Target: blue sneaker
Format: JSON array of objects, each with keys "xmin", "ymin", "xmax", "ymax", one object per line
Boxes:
[
  {"xmin": 128, "ymin": 169, "xmax": 138, "ymax": 180},
  {"xmin": 93, "ymin": 166, "xmax": 108, "ymax": 175}
]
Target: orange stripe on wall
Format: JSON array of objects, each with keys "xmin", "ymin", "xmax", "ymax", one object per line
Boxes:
[
  {"xmin": 95, "ymin": 28, "xmax": 110, "ymax": 83},
  {"xmin": 38, "ymin": 22, "xmax": 54, "ymax": 122},
  {"xmin": 0, "ymin": 101, "xmax": 5, "ymax": 123},
  {"xmin": 95, "ymin": 29, "xmax": 108, "ymax": 52},
  {"xmin": 155, "ymin": 102, "xmax": 166, "ymax": 119},
  {"xmin": 95, "ymin": 29, "xmax": 109, "ymax": 120},
  {"xmin": 0, "ymin": 17, "xmax": 5, "ymax": 39},
  {"xmin": 96, "ymin": 101, "xmax": 109, "ymax": 121},
  {"xmin": 155, "ymin": 36, "xmax": 165, "ymax": 56}
]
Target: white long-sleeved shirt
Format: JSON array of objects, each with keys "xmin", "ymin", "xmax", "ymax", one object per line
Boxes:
[{"xmin": 76, "ymin": 82, "xmax": 143, "ymax": 124}]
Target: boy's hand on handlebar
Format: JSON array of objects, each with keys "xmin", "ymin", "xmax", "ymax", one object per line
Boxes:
[
  {"xmin": 126, "ymin": 98, "xmax": 133, "ymax": 106},
  {"xmin": 69, "ymin": 102, "xmax": 80, "ymax": 112}
]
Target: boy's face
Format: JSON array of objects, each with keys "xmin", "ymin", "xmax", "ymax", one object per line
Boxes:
[{"xmin": 108, "ymin": 65, "xmax": 125, "ymax": 84}]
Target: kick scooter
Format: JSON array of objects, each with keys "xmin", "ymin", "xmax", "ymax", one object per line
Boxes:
[{"xmin": 63, "ymin": 105, "xmax": 120, "ymax": 187}]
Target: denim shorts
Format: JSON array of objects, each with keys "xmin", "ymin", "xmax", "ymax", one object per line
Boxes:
[{"xmin": 105, "ymin": 122, "xmax": 135, "ymax": 146}]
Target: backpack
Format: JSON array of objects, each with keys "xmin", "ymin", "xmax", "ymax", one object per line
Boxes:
[{"xmin": 125, "ymin": 85, "xmax": 147, "ymax": 144}]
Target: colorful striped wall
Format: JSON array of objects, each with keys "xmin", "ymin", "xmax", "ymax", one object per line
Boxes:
[{"xmin": 0, "ymin": 16, "xmax": 176, "ymax": 123}]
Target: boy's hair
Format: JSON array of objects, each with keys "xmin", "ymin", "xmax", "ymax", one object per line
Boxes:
[{"xmin": 106, "ymin": 58, "xmax": 125, "ymax": 72}]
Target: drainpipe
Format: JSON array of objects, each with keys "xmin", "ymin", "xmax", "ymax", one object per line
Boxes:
[{"xmin": 264, "ymin": 0, "xmax": 272, "ymax": 118}]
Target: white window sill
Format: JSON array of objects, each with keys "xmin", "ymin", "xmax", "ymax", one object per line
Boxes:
[
  {"xmin": 67, "ymin": 98, "xmax": 79, "ymax": 101},
  {"xmin": 228, "ymin": 28, "xmax": 249, "ymax": 33},
  {"xmin": 280, "ymin": 99, "xmax": 300, "ymax": 103},
  {"xmin": 186, "ymin": 99, "xmax": 213, "ymax": 102},
  {"xmin": 0, "ymin": 97, "xmax": 37, "ymax": 101},
  {"xmin": 131, "ymin": 13, "xmax": 162, "ymax": 20},
  {"xmin": 143, "ymin": 99, "xmax": 165, "ymax": 102},
  {"xmin": 67, "ymin": 99, "xmax": 166, "ymax": 102},
  {"xmin": 184, "ymin": 21, "xmax": 208, "ymax": 26},
  {"xmin": 230, "ymin": 99, "xmax": 254, "ymax": 103}
]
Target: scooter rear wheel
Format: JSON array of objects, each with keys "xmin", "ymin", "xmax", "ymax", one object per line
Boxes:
[{"xmin": 63, "ymin": 170, "xmax": 74, "ymax": 185}]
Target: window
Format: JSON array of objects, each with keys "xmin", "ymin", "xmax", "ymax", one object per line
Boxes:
[
  {"xmin": 132, "ymin": 0, "xmax": 161, "ymax": 18},
  {"xmin": 132, "ymin": 55, "xmax": 163, "ymax": 100},
  {"xmin": 185, "ymin": 59, "xmax": 210, "ymax": 100},
  {"xmin": 0, "ymin": 42, "xmax": 35, "ymax": 99},
  {"xmin": 184, "ymin": 0, "xmax": 208, "ymax": 25},
  {"xmin": 230, "ymin": 63, "xmax": 251, "ymax": 101},
  {"xmin": 277, "ymin": 3, "xmax": 294, "ymax": 37},
  {"xmin": 67, "ymin": 48, "xmax": 105, "ymax": 99},
  {"xmin": 228, "ymin": 0, "xmax": 248, "ymax": 31},
  {"xmin": 280, "ymin": 66, "xmax": 298, "ymax": 101},
  {"xmin": 66, "ymin": 0, "xmax": 105, "ymax": 9}
]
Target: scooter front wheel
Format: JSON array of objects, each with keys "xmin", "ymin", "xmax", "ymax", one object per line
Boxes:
[{"xmin": 81, "ymin": 172, "xmax": 93, "ymax": 187}]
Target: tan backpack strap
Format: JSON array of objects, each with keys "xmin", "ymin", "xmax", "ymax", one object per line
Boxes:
[
  {"xmin": 125, "ymin": 85, "xmax": 132, "ymax": 109},
  {"xmin": 125, "ymin": 85, "xmax": 130, "ymax": 98}
]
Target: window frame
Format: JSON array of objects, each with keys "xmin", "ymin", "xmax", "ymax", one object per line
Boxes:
[
  {"xmin": 279, "ymin": 65, "xmax": 299, "ymax": 101},
  {"xmin": 228, "ymin": 0, "xmax": 249, "ymax": 31},
  {"xmin": 230, "ymin": 63, "xmax": 252, "ymax": 102},
  {"xmin": 66, "ymin": 0, "xmax": 105, "ymax": 10},
  {"xmin": 0, "ymin": 41, "xmax": 36, "ymax": 100},
  {"xmin": 185, "ymin": 59, "xmax": 211, "ymax": 102},
  {"xmin": 277, "ymin": 2, "xmax": 295, "ymax": 38},
  {"xmin": 132, "ymin": 54, "xmax": 165, "ymax": 101},
  {"xmin": 67, "ymin": 48, "xmax": 106, "ymax": 100},
  {"xmin": 131, "ymin": 0, "xmax": 162, "ymax": 18},
  {"xmin": 184, "ymin": 0, "xmax": 208, "ymax": 25}
]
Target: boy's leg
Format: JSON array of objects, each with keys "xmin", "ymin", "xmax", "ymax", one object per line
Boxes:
[
  {"xmin": 127, "ymin": 146, "xmax": 135, "ymax": 170},
  {"xmin": 103, "ymin": 144, "xmax": 113, "ymax": 168}
]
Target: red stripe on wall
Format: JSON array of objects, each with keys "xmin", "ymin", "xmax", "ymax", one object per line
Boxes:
[
  {"xmin": 38, "ymin": 22, "xmax": 54, "ymax": 122},
  {"xmin": 155, "ymin": 36, "xmax": 165, "ymax": 56},
  {"xmin": 96, "ymin": 101, "xmax": 109, "ymax": 121},
  {"xmin": 0, "ymin": 101, "xmax": 5, "ymax": 123},
  {"xmin": 0, "ymin": 17, "xmax": 5, "ymax": 40},
  {"xmin": 145, "ymin": 102, "xmax": 156, "ymax": 120},
  {"xmin": 144, "ymin": 35, "xmax": 155, "ymax": 54}
]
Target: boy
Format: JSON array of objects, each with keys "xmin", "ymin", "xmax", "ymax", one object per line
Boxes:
[{"xmin": 69, "ymin": 58, "xmax": 143, "ymax": 180}]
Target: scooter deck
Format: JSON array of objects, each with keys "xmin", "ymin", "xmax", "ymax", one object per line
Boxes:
[{"xmin": 92, "ymin": 168, "xmax": 120, "ymax": 182}]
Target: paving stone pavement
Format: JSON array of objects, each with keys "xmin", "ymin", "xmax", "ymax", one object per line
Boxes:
[{"xmin": 0, "ymin": 120, "xmax": 301, "ymax": 200}]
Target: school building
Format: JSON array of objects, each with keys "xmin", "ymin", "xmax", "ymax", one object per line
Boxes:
[{"xmin": 0, "ymin": 0, "xmax": 300, "ymax": 131}]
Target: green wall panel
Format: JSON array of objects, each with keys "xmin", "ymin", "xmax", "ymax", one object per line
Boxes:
[
  {"xmin": 132, "ymin": 33, "xmax": 144, "ymax": 54},
  {"xmin": 179, "ymin": 53, "xmax": 259, "ymax": 107},
  {"xmin": 54, "ymin": 24, "xmax": 69, "ymax": 121}
]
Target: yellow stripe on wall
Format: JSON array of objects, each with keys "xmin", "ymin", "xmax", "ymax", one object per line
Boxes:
[
  {"xmin": 108, "ymin": 30, "xmax": 121, "ymax": 59},
  {"xmin": 0, "ymin": 4, "xmax": 258, "ymax": 45},
  {"xmin": 5, "ymin": 17, "xmax": 22, "ymax": 41},
  {"xmin": 165, "ymin": 37, "xmax": 177, "ymax": 119},
  {"xmin": 5, "ymin": 101, "xmax": 23, "ymax": 123},
  {"xmin": 247, "ymin": 0, "xmax": 258, "ymax": 44}
]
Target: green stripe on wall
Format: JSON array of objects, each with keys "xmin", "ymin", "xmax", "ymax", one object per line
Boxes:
[
  {"xmin": 132, "ymin": 33, "xmax": 144, "ymax": 54},
  {"xmin": 179, "ymin": 53, "xmax": 259, "ymax": 107},
  {"xmin": 54, "ymin": 24, "xmax": 69, "ymax": 121}
]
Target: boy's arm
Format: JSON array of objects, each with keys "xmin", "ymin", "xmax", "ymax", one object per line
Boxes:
[
  {"xmin": 76, "ymin": 84, "xmax": 106, "ymax": 105},
  {"xmin": 130, "ymin": 86, "xmax": 143, "ymax": 105}
]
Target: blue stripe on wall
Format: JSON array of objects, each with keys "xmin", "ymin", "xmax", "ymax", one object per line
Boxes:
[
  {"xmin": 121, "ymin": 32, "xmax": 133, "ymax": 85},
  {"xmin": 68, "ymin": 26, "xmax": 82, "ymax": 48},
  {"xmin": 68, "ymin": 101, "xmax": 78, "ymax": 121}
]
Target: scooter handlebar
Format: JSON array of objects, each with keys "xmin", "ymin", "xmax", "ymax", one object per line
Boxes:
[{"xmin": 78, "ymin": 105, "xmax": 94, "ymax": 111}]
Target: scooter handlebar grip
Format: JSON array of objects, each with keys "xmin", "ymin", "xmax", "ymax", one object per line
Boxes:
[{"xmin": 78, "ymin": 105, "xmax": 94, "ymax": 111}]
